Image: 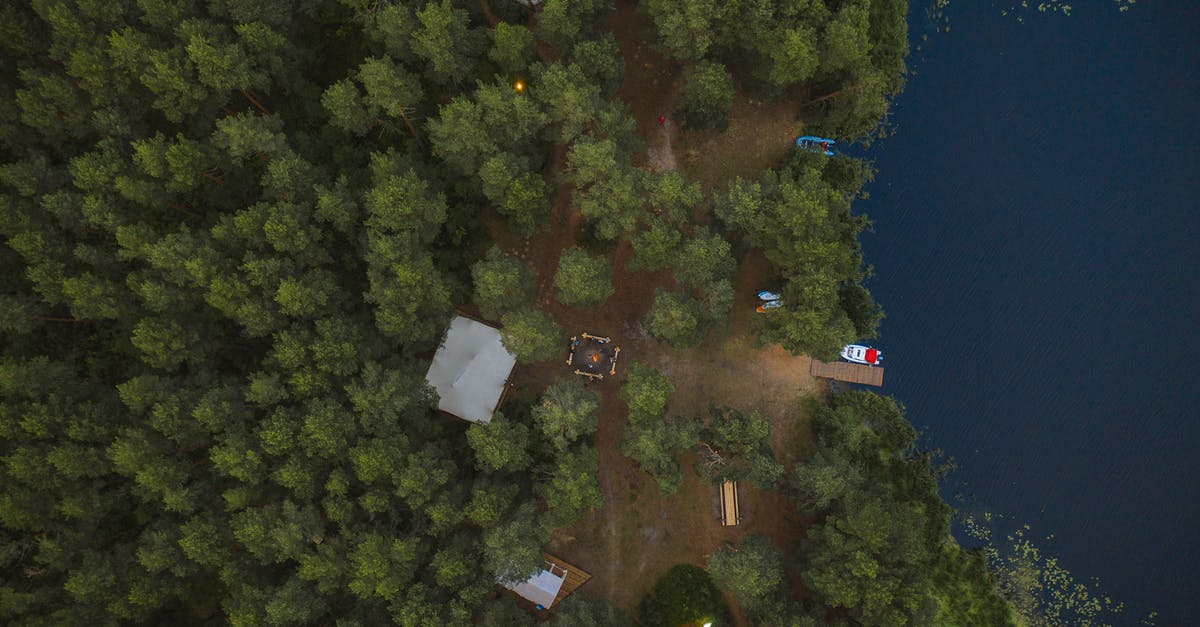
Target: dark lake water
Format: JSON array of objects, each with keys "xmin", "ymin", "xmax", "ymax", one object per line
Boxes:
[{"xmin": 857, "ymin": 2, "xmax": 1200, "ymax": 623}]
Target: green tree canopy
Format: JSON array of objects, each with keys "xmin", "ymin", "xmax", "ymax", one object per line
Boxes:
[
  {"xmin": 707, "ymin": 534, "xmax": 787, "ymax": 619},
  {"xmin": 471, "ymin": 246, "xmax": 537, "ymax": 321},
  {"xmin": 570, "ymin": 34, "xmax": 624, "ymax": 97},
  {"xmin": 552, "ymin": 247, "xmax": 614, "ymax": 307},
  {"xmin": 618, "ymin": 363, "xmax": 699, "ymax": 494},
  {"xmin": 637, "ymin": 564, "xmax": 732, "ymax": 627},
  {"xmin": 500, "ymin": 307, "xmax": 564, "ymax": 363},
  {"xmin": 789, "ymin": 391, "xmax": 1014, "ymax": 625},
  {"xmin": 478, "ymin": 152, "xmax": 551, "ymax": 237},
  {"xmin": 535, "ymin": 0, "xmax": 614, "ymax": 53},
  {"xmin": 643, "ymin": 0, "xmax": 908, "ymax": 135},
  {"xmin": 643, "ymin": 288, "xmax": 704, "ymax": 349},
  {"xmin": 0, "ymin": 0, "xmax": 920, "ymax": 624},
  {"xmin": 467, "ymin": 413, "xmax": 533, "ymax": 473},
  {"xmin": 532, "ymin": 377, "xmax": 600, "ymax": 452},
  {"xmin": 621, "ymin": 362, "xmax": 672, "ymax": 418},
  {"xmin": 695, "ymin": 406, "xmax": 782, "ymax": 489},
  {"xmin": 411, "ymin": 0, "xmax": 486, "ymax": 84},
  {"xmin": 714, "ymin": 154, "xmax": 879, "ymax": 358},
  {"xmin": 488, "ymin": 22, "xmax": 536, "ymax": 75},
  {"xmin": 483, "ymin": 502, "xmax": 548, "ymax": 585},
  {"xmin": 540, "ymin": 445, "xmax": 603, "ymax": 526},
  {"xmin": 676, "ymin": 61, "xmax": 735, "ymax": 130}
]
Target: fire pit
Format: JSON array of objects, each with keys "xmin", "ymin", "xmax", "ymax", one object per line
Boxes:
[{"xmin": 565, "ymin": 332, "xmax": 621, "ymax": 381}]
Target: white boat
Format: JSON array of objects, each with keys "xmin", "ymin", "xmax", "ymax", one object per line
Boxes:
[
  {"xmin": 756, "ymin": 300, "xmax": 783, "ymax": 313},
  {"xmin": 840, "ymin": 344, "xmax": 882, "ymax": 366}
]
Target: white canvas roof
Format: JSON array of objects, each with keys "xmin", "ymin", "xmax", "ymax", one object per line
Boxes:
[
  {"xmin": 504, "ymin": 567, "xmax": 566, "ymax": 608},
  {"xmin": 425, "ymin": 316, "xmax": 517, "ymax": 423}
]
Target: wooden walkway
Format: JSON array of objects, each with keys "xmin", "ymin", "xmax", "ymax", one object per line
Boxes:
[
  {"xmin": 809, "ymin": 359, "xmax": 884, "ymax": 386},
  {"xmin": 545, "ymin": 553, "xmax": 591, "ymax": 607}
]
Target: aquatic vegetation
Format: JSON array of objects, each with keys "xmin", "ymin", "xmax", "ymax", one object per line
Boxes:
[
  {"xmin": 960, "ymin": 513, "xmax": 1146, "ymax": 626},
  {"xmin": 927, "ymin": 0, "xmax": 1137, "ymax": 31},
  {"xmin": 1000, "ymin": 0, "xmax": 1138, "ymax": 21}
]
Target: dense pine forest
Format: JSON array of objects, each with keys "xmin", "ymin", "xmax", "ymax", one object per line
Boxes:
[{"xmin": 1, "ymin": 0, "xmax": 1019, "ymax": 625}]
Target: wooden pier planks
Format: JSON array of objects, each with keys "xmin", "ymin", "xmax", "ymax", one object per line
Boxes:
[
  {"xmin": 809, "ymin": 359, "xmax": 884, "ymax": 386},
  {"xmin": 720, "ymin": 480, "xmax": 741, "ymax": 526},
  {"xmin": 544, "ymin": 553, "xmax": 591, "ymax": 607}
]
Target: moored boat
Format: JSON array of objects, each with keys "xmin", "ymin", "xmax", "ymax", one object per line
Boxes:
[{"xmin": 840, "ymin": 344, "xmax": 882, "ymax": 366}]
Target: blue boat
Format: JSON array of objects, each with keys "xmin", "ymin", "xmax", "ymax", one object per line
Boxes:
[
  {"xmin": 795, "ymin": 135, "xmax": 835, "ymax": 156},
  {"xmin": 757, "ymin": 290, "xmax": 782, "ymax": 301}
]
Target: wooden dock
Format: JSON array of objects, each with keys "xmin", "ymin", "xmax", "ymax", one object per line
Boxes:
[
  {"xmin": 545, "ymin": 553, "xmax": 591, "ymax": 607},
  {"xmin": 809, "ymin": 359, "xmax": 884, "ymax": 386}
]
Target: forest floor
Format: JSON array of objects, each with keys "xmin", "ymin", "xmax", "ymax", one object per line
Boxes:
[{"xmin": 494, "ymin": 1, "xmax": 823, "ymax": 622}]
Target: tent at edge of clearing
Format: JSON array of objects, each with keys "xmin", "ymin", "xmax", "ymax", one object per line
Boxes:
[
  {"xmin": 503, "ymin": 565, "xmax": 566, "ymax": 609},
  {"xmin": 502, "ymin": 553, "xmax": 591, "ymax": 609},
  {"xmin": 424, "ymin": 315, "xmax": 517, "ymax": 424}
]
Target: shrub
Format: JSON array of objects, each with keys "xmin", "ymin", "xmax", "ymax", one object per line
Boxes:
[
  {"xmin": 471, "ymin": 247, "xmax": 537, "ymax": 320},
  {"xmin": 637, "ymin": 564, "xmax": 732, "ymax": 627},
  {"xmin": 553, "ymin": 247, "xmax": 613, "ymax": 307},
  {"xmin": 500, "ymin": 308, "xmax": 563, "ymax": 363},
  {"xmin": 676, "ymin": 61, "xmax": 735, "ymax": 130},
  {"xmin": 643, "ymin": 289, "xmax": 704, "ymax": 348}
]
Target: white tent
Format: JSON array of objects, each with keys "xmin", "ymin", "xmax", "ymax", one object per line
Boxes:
[
  {"xmin": 425, "ymin": 316, "xmax": 517, "ymax": 423},
  {"xmin": 504, "ymin": 566, "xmax": 566, "ymax": 608}
]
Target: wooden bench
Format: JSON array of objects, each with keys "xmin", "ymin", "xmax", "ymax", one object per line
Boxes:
[{"xmin": 720, "ymin": 480, "xmax": 741, "ymax": 526}]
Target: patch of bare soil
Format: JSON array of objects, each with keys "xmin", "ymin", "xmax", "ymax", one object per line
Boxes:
[
  {"xmin": 539, "ymin": 252, "xmax": 821, "ymax": 621},
  {"xmin": 485, "ymin": 3, "xmax": 823, "ymax": 622},
  {"xmin": 605, "ymin": 1, "xmax": 683, "ymax": 174},
  {"xmin": 644, "ymin": 121, "xmax": 677, "ymax": 173},
  {"xmin": 543, "ymin": 351, "xmax": 816, "ymax": 616},
  {"xmin": 678, "ymin": 88, "xmax": 807, "ymax": 193}
]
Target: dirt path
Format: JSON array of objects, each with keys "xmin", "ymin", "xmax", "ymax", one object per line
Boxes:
[
  {"xmin": 645, "ymin": 121, "xmax": 677, "ymax": 173},
  {"xmin": 676, "ymin": 91, "xmax": 803, "ymax": 194},
  {"xmin": 545, "ymin": 308, "xmax": 819, "ymax": 611},
  {"xmin": 493, "ymin": 2, "xmax": 821, "ymax": 620},
  {"xmin": 606, "ymin": 1, "xmax": 681, "ymax": 174}
]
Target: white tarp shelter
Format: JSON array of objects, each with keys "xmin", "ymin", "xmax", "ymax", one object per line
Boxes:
[
  {"xmin": 504, "ymin": 566, "xmax": 566, "ymax": 608},
  {"xmin": 425, "ymin": 316, "xmax": 517, "ymax": 423}
]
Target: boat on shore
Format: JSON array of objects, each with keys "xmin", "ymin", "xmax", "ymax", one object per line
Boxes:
[
  {"xmin": 840, "ymin": 344, "xmax": 882, "ymax": 366},
  {"xmin": 755, "ymin": 300, "xmax": 783, "ymax": 313},
  {"xmin": 796, "ymin": 135, "xmax": 836, "ymax": 156}
]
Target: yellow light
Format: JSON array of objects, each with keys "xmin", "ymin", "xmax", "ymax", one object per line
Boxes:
[{"xmin": 514, "ymin": 81, "xmax": 525, "ymax": 92}]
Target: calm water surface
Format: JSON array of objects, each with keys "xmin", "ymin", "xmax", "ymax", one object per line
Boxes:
[{"xmin": 858, "ymin": 2, "xmax": 1200, "ymax": 623}]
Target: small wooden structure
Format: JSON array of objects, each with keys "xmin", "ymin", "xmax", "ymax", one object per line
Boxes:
[
  {"xmin": 544, "ymin": 553, "xmax": 591, "ymax": 607},
  {"xmin": 809, "ymin": 359, "xmax": 884, "ymax": 387},
  {"xmin": 720, "ymin": 480, "xmax": 741, "ymax": 526},
  {"xmin": 574, "ymin": 369, "xmax": 603, "ymax": 381},
  {"xmin": 504, "ymin": 553, "xmax": 592, "ymax": 611}
]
